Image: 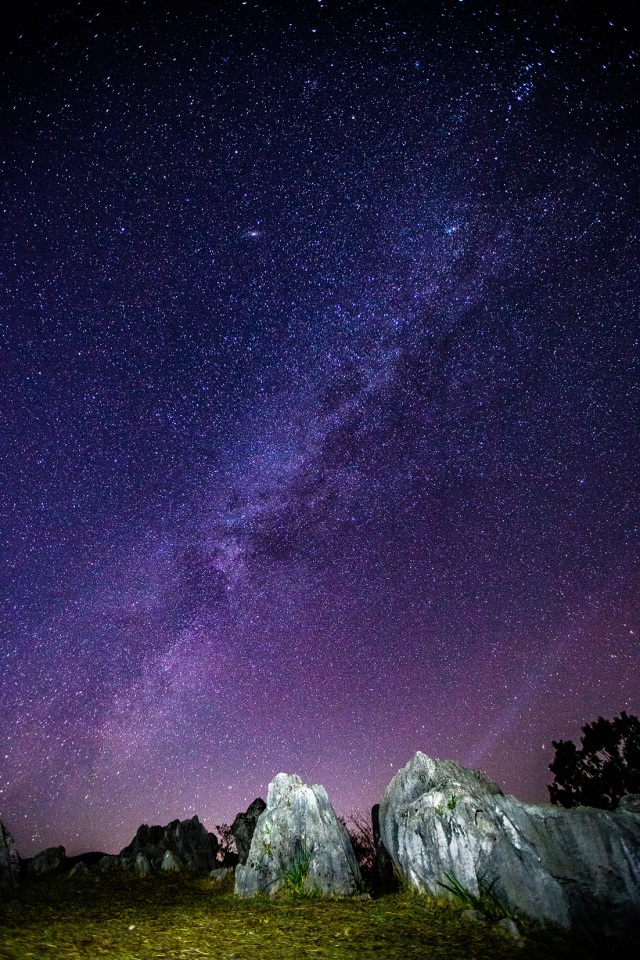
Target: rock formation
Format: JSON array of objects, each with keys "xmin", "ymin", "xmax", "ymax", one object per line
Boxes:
[
  {"xmin": 231, "ymin": 797, "xmax": 266, "ymax": 864},
  {"xmin": 235, "ymin": 773, "xmax": 361, "ymax": 897},
  {"xmin": 378, "ymin": 752, "xmax": 640, "ymax": 943},
  {"xmin": 26, "ymin": 846, "xmax": 66, "ymax": 878},
  {"xmin": 118, "ymin": 815, "xmax": 219, "ymax": 874},
  {"xmin": 0, "ymin": 819, "xmax": 20, "ymax": 889}
]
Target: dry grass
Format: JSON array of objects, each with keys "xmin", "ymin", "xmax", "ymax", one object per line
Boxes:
[{"xmin": 0, "ymin": 871, "xmax": 596, "ymax": 960}]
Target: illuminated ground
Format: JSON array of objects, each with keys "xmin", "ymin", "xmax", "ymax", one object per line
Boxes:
[{"xmin": 0, "ymin": 871, "xmax": 597, "ymax": 960}]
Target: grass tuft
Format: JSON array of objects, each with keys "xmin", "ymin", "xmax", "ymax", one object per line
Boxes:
[
  {"xmin": 438, "ymin": 869, "xmax": 519, "ymax": 922},
  {"xmin": 282, "ymin": 838, "xmax": 316, "ymax": 896}
]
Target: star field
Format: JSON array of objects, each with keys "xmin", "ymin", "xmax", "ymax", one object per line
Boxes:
[{"xmin": 1, "ymin": 0, "xmax": 638, "ymax": 856}]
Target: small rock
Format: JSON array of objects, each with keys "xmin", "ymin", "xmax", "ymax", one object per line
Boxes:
[
  {"xmin": 210, "ymin": 867, "xmax": 230, "ymax": 881},
  {"xmin": 354, "ymin": 892, "xmax": 371, "ymax": 900},
  {"xmin": 161, "ymin": 849, "xmax": 184, "ymax": 872},
  {"xmin": 461, "ymin": 909, "xmax": 487, "ymax": 924},
  {"xmin": 27, "ymin": 846, "xmax": 66, "ymax": 877},
  {"xmin": 68, "ymin": 861, "xmax": 89, "ymax": 878},
  {"xmin": 135, "ymin": 853, "xmax": 151, "ymax": 875},
  {"xmin": 496, "ymin": 917, "xmax": 521, "ymax": 938}
]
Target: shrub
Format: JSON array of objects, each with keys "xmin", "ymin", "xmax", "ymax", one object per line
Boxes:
[
  {"xmin": 342, "ymin": 810, "xmax": 377, "ymax": 891},
  {"xmin": 548, "ymin": 711, "xmax": 640, "ymax": 810},
  {"xmin": 214, "ymin": 823, "xmax": 237, "ymax": 862}
]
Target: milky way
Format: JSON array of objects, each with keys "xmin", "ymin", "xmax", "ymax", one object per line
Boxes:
[{"xmin": 1, "ymin": 0, "xmax": 638, "ymax": 856}]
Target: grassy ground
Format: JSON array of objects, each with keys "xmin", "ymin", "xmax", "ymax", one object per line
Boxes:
[{"xmin": 0, "ymin": 871, "xmax": 597, "ymax": 960}]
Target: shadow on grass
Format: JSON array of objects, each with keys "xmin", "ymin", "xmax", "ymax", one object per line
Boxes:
[{"xmin": 0, "ymin": 871, "xmax": 600, "ymax": 959}]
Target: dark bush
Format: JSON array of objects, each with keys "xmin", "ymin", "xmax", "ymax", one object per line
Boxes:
[{"xmin": 548, "ymin": 711, "xmax": 640, "ymax": 810}]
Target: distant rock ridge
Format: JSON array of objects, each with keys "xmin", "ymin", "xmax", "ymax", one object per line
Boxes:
[
  {"xmin": 117, "ymin": 815, "xmax": 219, "ymax": 874},
  {"xmin": 378, "ymin": 751, "xmax": 640, "ymax": 944}
]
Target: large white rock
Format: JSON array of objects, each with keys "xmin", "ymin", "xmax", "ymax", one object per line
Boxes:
[
  {"xmin": 235, "ymin": 773, "xmax": 361, "ymax": 897},
  {"xmin": 378, "ymin": 752, "xmax": 640, "ymax": 942}
]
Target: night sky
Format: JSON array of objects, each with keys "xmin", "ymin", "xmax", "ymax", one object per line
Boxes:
[{"xmin": 1, "ymin": 0, "xmax": 638, "ymax": 858}]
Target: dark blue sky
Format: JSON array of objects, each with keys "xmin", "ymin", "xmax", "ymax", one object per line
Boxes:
[{"xmin": 1, "ymin": 0, "xmax": 638, "ymax": 856}]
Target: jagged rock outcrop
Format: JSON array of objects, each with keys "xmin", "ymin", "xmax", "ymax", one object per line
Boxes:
[
  {"xmin": 68, "ymin": 861, "xmax": 89, "ymax": 878},
  {"xmin": 118, "ymin": 815, "xmax": 219, "ymax": 873},
  {"xmin": 235, "ymin": 773, "xmax": 361, "ymax": 897},
  {"xmin": 378, "ymin": 752, "xmax": 640, "ymax": 943},
  {"xmin": 231, "ymin": 798, "xmax": 266, "ymax": 864},
  {"xmin": 0, "ymin": 819, "xmax": 20, "ymax": 889},
  {"xmin": 26, "ymin": 845, "xmax": 66, "ymax": 878}
]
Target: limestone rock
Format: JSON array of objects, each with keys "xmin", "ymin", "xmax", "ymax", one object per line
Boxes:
[
  {"xmin": 496, "ymin": 917, "xmax": 521, "ymax": 938},
  {"xmin": 119, "ymin": 815, "xmax": 219, "ymax": 873},
  {"xmin": 135, "ymin": 853, "xmax": 151, "ymax": 875},
  {"xmin": 235, "ymin": 772, "xmax": 361, "ymax": 897},
  {"xmin": 210, "ymin": 866, "xmax": 231, "ymax": 881},
  {"xmin": 619, "ymin": 794, "xmax": 640, "ymax": 814},
  {"xmin": 0, "ymin": 819, "xmax": 20, "ymax": 889},
  {"xmin": 97, "ymin": 855, "xmax": 120, "ymax": 871},
  {"xmin": 68, "ymin": 861, "xmax": 89, "ymax": 878},
  {"xmin": 232, "ymin": 798, "xmax": 266, "ymax": 865},
  {"xmin": 26, "ymin": 846, "xmax": 66, "ymax": 878},
  {"xmin": 461, "ymin": 908, "xmax": 487, "ymax": 924},
  {"xmin": 379, "ymin": 752, "xmax": 640, "ymax": 943},
  {"xmin": 161, "ymin": 849, "xmax": 184, "ymax": 872}
]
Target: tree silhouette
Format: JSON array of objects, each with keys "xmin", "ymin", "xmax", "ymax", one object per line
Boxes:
[{"xmin": 548, "ymin": 711, "xmax": 640, "ymax": 810}]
